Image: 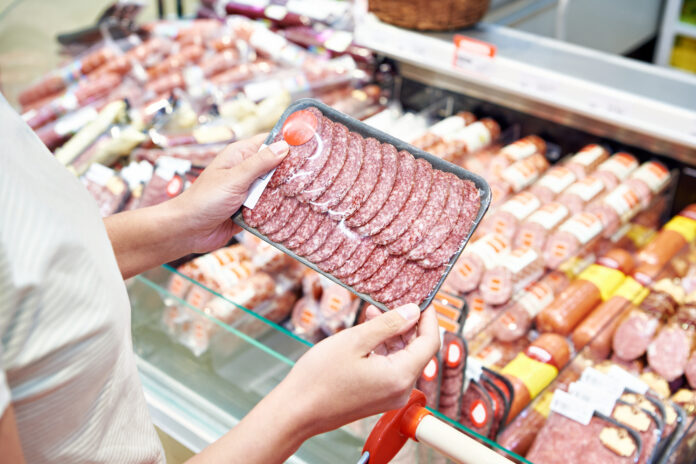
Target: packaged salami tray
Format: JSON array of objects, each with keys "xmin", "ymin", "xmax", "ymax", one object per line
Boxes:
[{"xmin": 233, "ymin": 99, "xmax": 491, "ymax": 311}]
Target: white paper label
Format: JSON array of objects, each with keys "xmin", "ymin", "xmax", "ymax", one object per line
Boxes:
[
  {"xmin": 551, "ymin": 390, "xmax": 595, "ymax": 425},
  {"xmin": 455, "ymin": 121, "xmax": 491, "ymax": 152},
  {"xmin": 323, "ymin": 30, "xmax": 354, "ymax": 53},
  {"xmin": 84, "ymin": 163, "xmax": 114, "ymax": 186},
  {"xmin": 157, "ymin": 156, "xmax": 192, "ymax": 174},
  {"xmin": 527, "ymin": 202, "xmax": 569, "ymax": 231},
  {"xmin": 466, "ymin": 356, "xmax": 483, "ymax": 382},
  {"xmin": 603, "ymin": 184, "xmax": 643, "ymax": 223},
  {"xmin": 570, "ymin": 144, "xmax": 605, "ymax": 167},
  {"xmin": 630, "ymin": 161, "xmax": 670, "ymax": 193},
  {"xmin": 502, "ymin": 157, "xmax": 541, "ymax": 192},
  {"xmin": 597, "ymin": 153, "xmax": 638, "ymax": 181},
  {"xmin": 504, "ymin": 248, "xmax": 538, "ymax": 274},
  {"xmin": 607, "ymin": 366, "xmax": 649, "ymax": 394},
  {"xmin": 579, "ymin": 368, "xmax": 625, "ymax": 398},
  {"xmin": 517, "ymin": 281, "xmax": 554, "ymax": 317},
  {"xmin": 54, "ymin": 107, "xmax": 98, "ymax": 137},
  {"xmin": 500, "ymin": 139, "xmax": 539, "ymax": 161},
  {"xmin": 569, "ymin": 381, "xmax": 619, "ymax": 416},
  {"xmin": 468, "ymin": 234, "xmax": 510, "ymax": 269},
  {"xmin": 249, "ymin": 25, "xmax": 288, "ymax": 60},
  {"xmin": 243, "ymin": 144, "xmax": 273, "ymax": 209},
  {"xmin": 536, "ymin": 166, "xmax": 576, "ymax": 194},
  {"xmin": 565, "ymin": 176, "xmax": 605, "ymax": 202},
  {"xmin": 559, "ymin": 212, "xmax": 603, "ymax": 245},
  {"xmin": 430, "ymin": 115, "xmax": 467, "ymax": 138},
  {"xmin": 500, "ymin": 191, "xmax": 542, "ymax": 221}
]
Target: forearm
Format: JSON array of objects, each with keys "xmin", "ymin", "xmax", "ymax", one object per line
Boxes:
[
  {"xmin": 188, "ymin": 382, "xmax": 314, "ymax": 464},
  {"xmin": 104, "ymin": 201, "xmax": 192, "ymax": 279}
]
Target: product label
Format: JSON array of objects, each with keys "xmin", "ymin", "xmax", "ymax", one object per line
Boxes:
[
  {"xmin": 433, "ymin": 301, "xmax": 461, "ymax": 321},
  {"xmin": 466, "ymin": 357, "xmax": 483, "ymax": 382},
  {"xmin": 475, "ymin": 345, "xmax": 502, "ymax": 367},
  {"xmin": 499, "ymin": 191, "xmax": 542, "ymax": 221},
  {"xmin": 54, "ymin": 106, "xmax": 98, "ymax": 137},
  {"xmin": 527, "ymin": 202, "xmax": 569, "ymax": 231},
  {"xmin": 437, "ymin": 315, "xmax": 460, "ymax": 334},
  {"xmin": 664, "ymin": 215, "xmax": 696, "ymax": 243},
  {"xmin": 434, "ymin": 291, "xmax": 464, "ymax": 309},
  {"xmin": 422, "ymin": 357, "xmax": 439, "ymax": 381},
  {"xmin": 603, "ymin": 184, "xmax": 644, "ymax": 223},
  {"xmin": 502, "ymin": 157, "xmax": 541, "ymax": 192},
  {"xmin": 597, "ymin": 152, "xmax": 638, "ymax": 181},
  {"xmin": 517, "ymin": 281, "xmax": 554, "ymax": 317},
  {"xmin": 84, "ymin": 163, "xmax": 115, "ymax": 186},
  {"xmin": 607, "ymin": 365, "xmax": 649, "ymax": 394},
  {"xmin": 578, "ymin": 264, "xmax": 626, "ymax": 301},
  {"xmin": 550, "ymin": 389, "xmax": 595, "ymax": 425},
  {"xmin": 501, "ymin": 353, "xmax": 558, "ymax": 398},
  {"xmin": 469, "ymin": 234, "xmax": 510, "ymax": 269},
  {"xmin": 469, "ymin": 399, "xmax": 489, "ymax": 427},
  {"xmin": 504, "ymin": 247, "xmax": 539, "ymax": 274},
  {"xmin": 630, "ymin": 161, "xmax": 669, "ymax": 193},
  {"xmin": 579, "ymin": 367, "xmax": 625, "ymax": 398},
  {"xmin": 249, "ymin": 25, "xmax": 288, "ymax": 60},
  {"xmin": 500, "ymin": 138, "xmax": 539, "ymax": 161},
  {"xmin": 536, "ymin": 166, "xmax": 577, "ymax": 194},
  {"xmin": 455, "ymin": 121, "xmax": 491, "ymax": 153},
  {"xmin": 446, "ymin": 339, "xmax": 464, "ymax": 367},
  {"xmin": 559, "ymin": 212, "xmax": 603, "ymax": 245},
  {"xmin": 611, "ymin": 277, "xmax": 649, "ymax": 305},
  {"xmin": 565, "ymin": 176, "xmax": 605, "ymax": 202},
  {"xmin": 570, "ymin": 144, "xmax": 605, "ymax": 167},
  {"xmin": 430, "ymin": 115, "xmax": 468, "ymax": 137},
  {"xmin": 569, "ymin": 381, "xmax": 619, "ymax": 416}
]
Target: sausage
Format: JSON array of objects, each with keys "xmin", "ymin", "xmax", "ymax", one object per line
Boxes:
[
  {"xmin": 647, "ymin": 325, "xmax": 692, "ymax": 382},
  {"xmin": 269, "ymin": 109, "xmax": 322, "ymax": 190},
  {"xmin": 488, "ymin": 135, "xmax": 547, "ymax": 179},
  {"xmin": 480, "ymin": 191, "xmax": 541, "ymax": 241},
  {"xmin": 500, "ymin": 153, "xmax": 550, "ymax": 194},
  {"xmin": 440, "ymin": 118, "xmax": 500, "ymax": 162},
  {"xmin": 410, "ymin": 112, "xmax": 477, "ymax": 150},
  {"xmin": 417, "ymin": 356, "xmax": 441, "ymax": 409},
  {"xmin": 564, "ymin": 144, "xmax": 609, "ymax": 178},
  {"xmin": 311, "ymin": 132, "xmax": 364, "ymax": 212},
  {"xmin": 479, "ymin": 247, "xmax": 545, "ymax": 305},
  {"xmin": 543, "ymin": 211, "xmax": 604, "ymax": 269},
  {"xmin": 514, "ymin": 202, "xmax": 570, "ymax": 251},
  {"xmin": 241, "ymin": 186, "xmax": 283, "ymax": 227},
  {"xmin": 556, "ymin": 176, "xmax": 608, "ymax": 214},
  {"xmin": 537, "ymin": 249, "xmax": 634, "ymax": 335},
  {"xmin": 636, "ymin": 204, "xmax": 696, "ymax": 268},
  {"xmin": 528, "ymin": 165, "xmax": 577, "ymax": 203},
  {"xmin": 147, "ymin": 43, "xmax": 205, "ymax": 79},
  {"xmin": 345, "ymin": 143, "xmax": 398, "ymax": 227},
  {"xmin": 587, "ymin": 181, "xmax": 652, "ymax": 238},
  {"xmin": 686, "ymin": 351, "xmax": 696, "ymax": 389},
  {"xmin": 329, "ymin": 136, "xmax": 382, "ymax": 220},
  {"xmin": 444, "ymin": 233, "xmax": 510, "ymax": 293},
  {"xmin": 629, "ymin": 160, "xmax": 671, "ymax": 196},
  {"xmin": 594, "ymin": 152, "xmax": 639, "ymax": 190},
  {"xmin": 459, "ymin": 379, "xmax": 495, "ymax": 437}
]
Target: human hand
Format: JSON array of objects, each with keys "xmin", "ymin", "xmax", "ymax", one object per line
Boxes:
[
  {"xmin": 169, "ymin": 133, "xmax": 289, "ymax": 254},
  {"xmin": 278, "ymin": 304, "xmax": 440, "ymax": 439}
]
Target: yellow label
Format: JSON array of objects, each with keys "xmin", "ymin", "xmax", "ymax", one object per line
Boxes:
[
  {"xmin": 578, "ymin": 264, "xmax": 626, "ymax": 301},
  {"xmin": 664, "ymin": 216, "xmax": 696, "ymax": 243},
  {"xmin": 626, "ymin": 224, "xmax": 656, "ymax": 248},
  {"xmin": 611, "ymin": 277, "xmax": 649, "ymax": 305},
  {"xmin": 533, "ymin": 391, "xmax": 554, "ymax": 418},
  {"xmin": 501, "ymin": 353, "xmax": 558, "ymax": 398}
]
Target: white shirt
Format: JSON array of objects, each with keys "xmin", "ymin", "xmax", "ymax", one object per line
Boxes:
[{"xmin": 0, "ymin": 94, "xmax": 164, "ymax": 463}]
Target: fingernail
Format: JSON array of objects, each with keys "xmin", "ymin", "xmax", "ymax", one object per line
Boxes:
[
  {"xmin": 268, "ymin": 140, "xmax": 289, "ymax": 156},
  {"xmin": 396, "ymin": 303, "xmax": 420, "ymax": 321}
]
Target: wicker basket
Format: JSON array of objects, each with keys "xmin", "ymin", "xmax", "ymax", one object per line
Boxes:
[{"xmin": 369, "ymin": 0, "xmax": 490, "ymax": 31}]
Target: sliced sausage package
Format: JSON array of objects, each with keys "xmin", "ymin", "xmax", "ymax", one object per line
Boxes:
[
  {"xmin": 459, "ymin": 376, "xmax": 496, "ymax": 438},
  {"xmin": 437, "ymin": 332, "xmax": 467, "ymax": 421},
  {"xmin": 233, "ymin": 99, "xmax": 491, "ymax": 311},
  {"xmin": 417, "ymin": 354, "xmax": 442, "ymax": 410}
]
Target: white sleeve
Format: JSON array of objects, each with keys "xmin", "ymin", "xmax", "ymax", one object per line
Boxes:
[
  {"xmin": 0, "ymin": 244, "xmax": 11, "ymax": 416},
  {"xmin": 0, "ymin": 366, "xmax": 9, "ymax": 417}
]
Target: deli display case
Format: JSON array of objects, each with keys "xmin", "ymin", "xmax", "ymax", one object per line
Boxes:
[{"xmin": 3, "ymin": 1, "xmax": 696, "ymax": 462}]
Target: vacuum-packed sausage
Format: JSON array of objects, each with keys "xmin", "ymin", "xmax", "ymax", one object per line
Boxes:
[
  {"xmin": 479, "ymin": 247, "xmax": 545, "ymax": 305},
  {"xmin": 480, "ymin": 191, "xmax": 541, "ymax": 241},
  {"xmin": 564, "ymin": 144, "xmax": 609, "ymax": 178},
  {"xmin": 514, "ymin": 202, "xmax": 570, "ymax": 251},
  {"xmin": 528, "ymin": 165, "xmax": 577, "ymax": 203},
  {"xmin": 445, "ymin": 233, "xmax": 510, "ymax": 293},
  {"xmin": 543, "ymin": 211, "xmax": 604, "ymax": 269}
]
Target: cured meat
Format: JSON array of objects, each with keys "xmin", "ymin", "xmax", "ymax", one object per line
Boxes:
[
  {"xmin": 283, "ymin": 208, "xmax": 324, "ymax": 250},
  {"xmin": 267, "ymin": 202, "xmax": 311, "ymax": 242},
  {"xmin": 332, "ymin": 239, "xmax": 377, "ymax": 279},
  {"xmin": 354, "ymin": 255, "xmax": 408, "ymax": 294},
  {"xmin": 316, "ymin": 234, "xmax": 362, "ymax": 273},
  {"xmin": 280, "ymin": 115, "xmax": 334, "ymax": 196},
  {"xmin": 306, "ymin": 222, "xmax": 351, "ymax": 263},
  {"xmin": 445, "ymin": 233, "xmax": 510, "ymax": 294},
  {"xmin": 514, "ymin": 202, "xmax": 569, "ymax": 251},
  {"xmin": 257, "ymin": 196, "xmax": 299, "ymax": 235},
  {"xmin": 241, "ymin": 186, "xmax": 283, "ymax": 227},
  {"xmin": 355, "ymin": 151, "xmax": 416, "ymax": 236},
  {"xmin": 345, "ymin": 143, "xmax": 399, "ymax": 228},
  {"xmin": 528, "ymin": 166, "xmax": 577, "ymax": 204},
  {"xmin": 479, "ymin": 247, "xmax": 545, "ymax": 306},
  {"xmin": 386, "ymin": 266, "xmax": 445, "ymax": 308},
  {"xmin": 311, "ymin": 132, "xmax": 364, "ymax": 212},
  {"xmin": 480, "ymin": 191, "xmax": 542, "ymax": 241},
  {"xmin": 371, "ymin": 261, "xmax": 425, "ymax": 303},
  {"xmin": 612, "ymin": 311, "xmax": 662, "ymax": 361},
  {"xmin": 556, "ymin": 176, "xmax": 607, "ymax": 214},
  {"xmin": 296, "ymin": 122, "xmax": 348, "ymax": 202},
  {"xmin": 329, "ymin": 137, "xmax": 382, "ymax": 220},
  {"xmin": 686, "ymin": 351, "xmax": 696, "ymax": 388},
  {"xmin": 419, "ymin": 180, "xmax": 480, "ymax": 269},
  {"xmin": 343, "ymin": 246, "xmax": 390, "ymax": 287},
  {"xmin": 295, "ymin": 216, "xmax": 335, "ymax": 256},
  {"xmin": 564, "ymin": 144, "xmax": 609, "ymax": 179},
  {"xmin": 267, "ymin": 109, "xmax": 321, "ymax": 189},
  {"xmin": 543, "ymin": 211, "xmax": 603, "ymax": 269},
  {"xmin": 647, "ymin": 325, "xmax": 692, "ymax": 382}
]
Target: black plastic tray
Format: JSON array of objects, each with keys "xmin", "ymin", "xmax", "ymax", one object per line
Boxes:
[{"xmin": 233, "ymin": 98, "xmax": 491, "ymax": 311}]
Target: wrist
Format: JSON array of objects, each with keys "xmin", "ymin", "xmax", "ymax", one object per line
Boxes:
[
  {"xmin": 268, "ymin": 376, "xmax": 322, "ymax": 445},
  {"xmin": 151, "ymin": 197, "xmax": 197, "ymax": 257}
]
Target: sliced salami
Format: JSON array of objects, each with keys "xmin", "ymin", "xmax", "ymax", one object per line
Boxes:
[
  {"xmin": 343, "ymin": 246, "xmax": 390, "ymax": 286},
  {"xmin": 280, "ymin": 115, "xmax": 334, "ymax": 196},
  {"xmin": 355, "ymin": 151, "xmax": 416, "ymax": 236},
  {"xmin": 371, "ymin": 261, "xmax": 426, "ymax": 303},
  {"xmin": 345, "ymin": 143, "xmax": 398, "ymax": 228},
  {"xmin": 267, "ymin": 108, "xmax": 322, "ymax": 189},
  {"xmin": 373, "ymin": 159, "xmax": 433, "ymax": 246},
  {"xmin": 316, "ymin": 234, "xmax": 363, "ymax": 273},
  {"xmin": 387, "ymin": 169, "xmax": 448, "ymax": 255},
  {"xmin": 329, "ymin": 137, "xmax": 382, "ymax": 220},
  {"xmin": 306, "ymin": 221, "xmax": 355, "ymax": 263},
  {"xmin": 353, "ymin": 255, "xmax": 408, "ymax": 294},
  {"xmin": 295, "ymin": 216, "xmax": 334, "ymax": 256},
  {"xmin": 283, "ymin": 209, "xmax": 324, "ymax": 250},
  {"xmin": 387, "ymin": 266, "xmax": 445, "ymax": 309},
  {"xmin": 419, "ymin": 180, "xmax": 480, "ymax": 269},
  {"xmin": 296, "ymin": 122, "xmax": 348, "ymax": 202},
  {"xmin": 257, "ymin": 196, "xmax": 299, "ymax": 235},
  {"xmin": 311, "ymin": 132, "xmax": 364, "ymax": 212},
  {"xmin": 332, "ymin": 239, "xmax": 377, "ymax": 279},
  {"xmin": 267, "ymin": 202, "xmax": 310, "ymax": 242},
  {"xmin": 408, "ymin": 173, "xmax": 463, "ymax": 260},
  {"xmin": 241, "ymin": 186, "xmax": 283, "ymax": 228}
]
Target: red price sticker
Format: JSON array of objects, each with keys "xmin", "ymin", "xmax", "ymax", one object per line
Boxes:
[{"xmin": 453, "ymin": 35, "xmax": 497, "ymax": 57}]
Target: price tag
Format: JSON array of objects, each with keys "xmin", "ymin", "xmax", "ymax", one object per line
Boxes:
[
  {"xmin": 550, "ymin": 390, "xmax": 594, "ymax": 425},
  {"xmin": 466, "ymin": 356, "xmax": 483, "ymax": 382},
  {"xmin": 452, "ymin": 35, "xmax": 496, "ymax": 74},
  {"xmin": 568, "ymin": 381, "xmax": 619, "ymax": 416},
  {"xmin": 579, "ymin": 367, "xmax": 625, "ymax": 398},
  {"xmin": 607, "ymin": 365, "xmax": 649, "ymax": 394}
]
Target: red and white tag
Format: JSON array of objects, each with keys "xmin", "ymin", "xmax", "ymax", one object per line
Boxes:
[
  {"xmin": 453, "ymin": 34, "xmax": 497, "ymax": 58},
  {"xmin": 603, "ymin": 184, "xmax": 644, "ymax": 223},
  {"xmin": 535, "ymin": 166, "xmax": 577, "ymax": 194},
  {"xmin": 500, "ymin": 138, "xmax": 539, "ymax": 161},
  {"xmin": 422, "ymin": 357, "xmax": 439, "ymax": 381},
  {"xmin": 570, "ymin": 144, "xmax": 606, "ymax": 167},
  {"xmin": 560, "ymin": 212, "xmax": 603, "ymax": 245},
  {"xmin": 500, "ymin": 191, "xmax": 542, "ymax": 221},
  {"xmin": 502, "ymin": 157, "xmax": 542, "ymax": 192},
  {"xmin": 517, "ymin": 281, "xmax": 554, "ymax": 317},
  {"xmin": 504, "ymin": 247, "xmax": 539, "ymax": 274},
  {"xmin": 469, "ymin": 234, "xmax": 510, "ymax": 269},
  {"xmin": 527, "ymin": 202, "xmax": 569, "ymax": 231},
  {"xmin": 446, "ymin": 340, "xmax": 464, "ymax": 368},
  {"xmin": 455, "ymin": 121, "xmax": 492, "ymax": 153},
  {"xmin": 597, "ymin": 152, "xmax": 638, "ymax": 181},
  {"xmin": 565, "ymin": 176, "xmax": 605, "ymax": 202},
  {"xmin": 630, "ymin": 161, "xmax": 670, "ymax": 193}
]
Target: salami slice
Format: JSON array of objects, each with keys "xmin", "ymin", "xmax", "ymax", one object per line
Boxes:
[
  {"xmin": 257, "ymin": 196, "xmax": 299, "ymax": 235},
  {"xmin": 354, "ymin": 255, "xmax": 408, "ymax": 294},
  {"xmin": 345, "ymin": 143, "xmax": 398, "ymax": 228},
  {"xmin": 311, "ymin": 132, "xmax": 364, "ymax": 212},
  {"xmin": 387, "ymin": 169, "xmax": 448, "ymax": 255},
  {"xmin": 283, "ymin": 209, "xmax": 324, "ymax": 250},
  {"xmin": 329, "ymin": 137, "xmax": 382, "ymax": 220},
  {"xmin": 419, "ymin": 180, "xmax": 480, "ymax": 269},
  {"xmin": 408, "ymin": 173, "xmax": 463, "ymax": 260},
  {"xmin": 316, "ymin": 233, "xmax": 363, "ymax": 273},
  {"xmin": 295, "ymin": 216, "xmax": 334, "ymax": 256},
  {"xmin": 332, "ymin": 238, "xmax": 377, "ymax": 279},
  {"xmin": 280, "ymin": 115, "xmax": 334, "ymax": 196},
  {"xmin": 371, "ymin": 261, "xmax": 426, "ymax": 303},
  {"xmin": 373, "ymin": 159, "xmax": 433, "ymax": 246},
  {"xmin": 343, "ymin": 246, "xmax": 390, "ymax": 286},
  {"xmin": 387, "ymin": 266, "xmax": 445, "ymax": 309},
  {"xmin": 296, "ymin": 122, "xmax": 348, "ymax": 202},
  {"xmin": 307, "ymin": 221, "xmax": 355, "ymax": 263},
  {"xmin": 356, "ymin": 151, "xmax": 416, "ymax": 236},
  {"xmin": 267, "ymin": 108, "xmax": 321, "ymax": 189},
  {"xmin": 267, "ymin": 202, "xmax": 310, "ymax": 242},
  {"xmin": 241, "ymin": 186, "xmax": 283, "ymax": 228}
]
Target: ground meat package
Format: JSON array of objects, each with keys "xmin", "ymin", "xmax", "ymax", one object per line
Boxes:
[{"xmin": 234, "ymin": 99, "xmax": 490, "ymax": 311}]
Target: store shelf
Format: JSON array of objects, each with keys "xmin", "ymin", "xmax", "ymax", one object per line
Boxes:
[
  {"xmin": 354, "ymin": 14, "xmax": 696, "ymax": 164},
  {"xmin": 676, "ymin": 20, "xmax": 696, "ymax": 39}
]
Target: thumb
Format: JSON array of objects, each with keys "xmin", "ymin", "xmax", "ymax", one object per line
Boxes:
[
  {"xmin": 233, "ymin": 140, "xmax": 290, "ymax": 189},
  {"xmin": 353, "ymin": 304, "xmax": 421, "ymax": 353}
]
